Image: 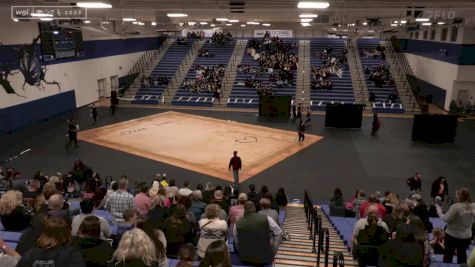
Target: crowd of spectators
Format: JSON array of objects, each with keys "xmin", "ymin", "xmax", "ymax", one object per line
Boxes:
[
  {"xmin": 211, "ymin": 32, "xmax": 232, "ymax": 45},
  {"xmin": 364, "ymin": 64, "xmax": 396, "ymax": 88},
  {"xmin": 141, "ymin": 75, "xmax": 169, "ymax": 88},
  {"xmin": 360, "ymin": 44, "xmax": 386, "ymax": 60},
  {"xmin": 186, "ymin": 31, "xmax": 205, "ymax": 40},
  {"xmin": 328, "ymin": 174, "xmax": 475, "ymax": 266},
  {"xmin": 310, "ymin": 46, "xmax": 347, "ymax": 90},
  {"xmin": 182, "ymin": 64, "xmax": 225, "ymax": 98},
  {"xmin": 0, "ymin": 162, "xmax": 289, "ymax": 267}
]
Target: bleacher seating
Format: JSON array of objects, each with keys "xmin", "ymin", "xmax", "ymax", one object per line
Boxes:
[
  {"xmin": 171, "ymin": 39, "xmax": 237, "ymax": 107},
  {"xmin": 357, "ymin": 39, "xmax": 405, "ymax": 113},
  {"xmin": 309, "ymin": 38, "xmax": 356, "ymax": 111},
  {"xmin": 131, "ymin": 40, "xmax": 193, "ymax": 105},
  {"xmin": 227, "ymin": 38, "xmax": 299, "ymax": 109}
]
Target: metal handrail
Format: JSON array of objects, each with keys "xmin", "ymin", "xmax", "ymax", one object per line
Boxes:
[{"xmin": 332, "ymin": 252, "xmax": 344, "ymax": 267}]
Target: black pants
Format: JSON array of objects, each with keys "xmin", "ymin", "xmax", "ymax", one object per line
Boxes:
[
  {"xmin": 68, "ymin": 133, "xmax": 78, "ymax": 146},
  {"xmin": 444, "ymin": 233, "xmax": 470, "ymax": 264},
  {"xmin": 298, "ymin": 131, "xmax": 305, "ymax": 142}
]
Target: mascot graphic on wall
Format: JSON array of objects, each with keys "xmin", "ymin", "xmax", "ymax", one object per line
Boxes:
[{"xmin": 0, "ymin": 35, "xmax": 61, "ymax": 97}]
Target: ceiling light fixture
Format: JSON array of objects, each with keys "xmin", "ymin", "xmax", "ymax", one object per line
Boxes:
[
  {"xmin": 297, "ymin": 2, "xmax": 329, "ymax": 9},
  {"xmin": 300, "ymin": 18, "xmax": 313, "ymax": 22},
  {"xmin": 400, "ymin": 20, "xmax": 407, "ymax": 24},
  {"xmin": 151, "ymin": 22, "xmax": 157, "ymax": 26},
  {"xmin": 229, "ymin": 19, "xmax": 239, "ymax": 23},
  {"xmin": 200, "ymin": 22, "xmax": 208, "ymax": 25},
  {"xmin": 391, "ymin": 23, "xmax": 398, "ymax": 26},
  {"xmin": 84, "ymin": 20, "xmax": 91, "ymax": 24},
  {"xmin": 437, "ymin": 22, "xmax": 446, "ymax": 25},
  {"xmin": 76, "ymin": 2, "xmax": 112, "ymax": 8},
  {"xmin": 122, "ymin": 18, "xmax": 136, "ymax": 22},
  {"xmin": 362, "ymin": 22, "xmax": 368, "ymax": 26},
  {"xmin": 247, "ymin": 21, "xmax": 259, "ymax": 25},
  {"xmin": 422, "ymin": 22, "xmax": 432, "ymax": 26},
  {"xmin": 40, "ymin": 18, "xmax": 53, "ymax": 21},
  {"xmin": 331, "ymin": 27, "xmax": 337, "ymax": 31},
  {"xmin": 138, "ymin": 22, "xmax": 145, "ymax": 26},
  {"xmin": 216, "ymin": 18, "xmax": 229, "ymax": 21},
  {"xmin": 13, "ymin": 18, "xmax": 19, "ymax": 22},
  {"xmin": 299, "ymin": 14, "xmax": 318, "ymax": 18},
  {"xmin": 393, "ymin": 21, "xmax": 398, "ymax": 24},
  {"xmin": 188, "ymin": 22, "xmax": 196, "ymax": 25},
  {"xmin": 262, "ymin": 23, "xmax": 271, "ymax": 26},
  {"xmin": 226, "ymin": 23, "xmax": 232, "ymax": 26},
  {"xmin": 210, "ymin": 24, "xmax": 215, "ymax": 27},
  {"xmin": 167, "ymin": 13, "xmax": 188, "ymax": 17},
  {"xmin": 415, "ymin": 18, "xmax": 430, "ymax": 22},
  {"xmin": 301, "ymin": 22, "xmax": 311, "ymax": 26},
  {"xmin": 368, "ymin": 30, "xmax": 374, "ymax": 33},
  {"xmin": 241, "ymin": 24, "xmax": 246, "ymax": 27}
]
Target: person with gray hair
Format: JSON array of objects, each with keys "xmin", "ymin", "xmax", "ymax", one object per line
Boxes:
[
  {"xmin": 189, "ymin": 190, "xmax": 206, "ymax": 221},
  {"xmin": 258, "ymin": 197, "xmax": 280, "ymax": 226},
  {"xmin": 106, "ymin": 177, "xmax": 135, "ymax": 223}
]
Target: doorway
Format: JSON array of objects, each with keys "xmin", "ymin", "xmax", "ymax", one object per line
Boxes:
[
  {"xmin": 97, "ymin": 78, "xmax": 107, "ymax": 99},
  {"xmin": 457, "ymin": 89, "xmax": 469, "ymax": 106},
  {"xmin": 110, "ymin": 75, "xmax": 119, "ymax": 96}
]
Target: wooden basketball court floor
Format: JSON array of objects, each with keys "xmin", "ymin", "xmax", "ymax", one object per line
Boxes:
[{"xmin": 79, "ymin": 111, "xmax": 323, "ymax": 182}]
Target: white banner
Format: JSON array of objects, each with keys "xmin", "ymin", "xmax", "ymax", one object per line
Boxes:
[{"xmin": 253, "ymin": 30, "xmax": 293, "ymax": 38}]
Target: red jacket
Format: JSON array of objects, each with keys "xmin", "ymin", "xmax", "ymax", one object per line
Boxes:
[{"xmin": 229, "ymin": 156, "xmax": 242, "ymax": 171}]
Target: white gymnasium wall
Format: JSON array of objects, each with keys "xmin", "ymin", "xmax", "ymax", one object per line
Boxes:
[{"xmin": 405, "ymin": 53, "xmax": 459, "ymax": 110}]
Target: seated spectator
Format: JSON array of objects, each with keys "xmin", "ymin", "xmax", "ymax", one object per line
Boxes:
[
  {"xmin": 352, "ymin": 205, "xmax": 389, "ymax": 249},
  {"xmin": 353, "ymin": 211, "xmax": 389, "ymax": 266},
  {"xmin": 163, "ymin": 204, "xmax": 194, "ymax": 258},
  {"xmin": 166, "ymin": 179, "xmax": 179, "ymax": 200},
  {"xmin": 178, "ymin": 181, "xmax": 193, "ymax": 197},
  {"xmin": 233, "ymin": 201, "xmax": 282, "ymax": 265},
  {"xmin": 71, "ymin": 216, "xmax": 114, "ymax": 267},
  {"xmin": 71, "ymin": 199, "xmax": 111, "ymax": 239},
  {"xmin": 0, "ymin": 237, "xmax": 20, "ymax": 267},
  {"xmin": 258, "ymin": 197, "xmax": 279, "ymax": 226},
  {"xmin": 378, "ymin": 223, "xmax": 424, "ymax": 266},
  {"xmin": 382, "ymin": 191, "xmax": 399, "ymax": 215},
  {"xmin": 23, "ymin": 179, "xmax": 41, "ymax": 201},
  {"xmin": 331, "ymin": 188, "xmax": 345, "ymax": 208},
  {"xmin": 275, "ymin": 187, "xmax": 288, "ymax": 208},
  {"xmin": 359, "ymin": 192, "xmax": 387, "ymax": 219},
  {"xmin": 176, "ymin": 244, "xmax": 196, "ymax": 267},
  {"xmin": 352, "ymin": 189, "xmax": 367, "ymax": 218},
  {"xmin": 111, "ymin": 228, "xmax": 161, "ymax": 267},
  {"xmin": 202, "ymin": 183, "xmax": 215, "ymax": 204},
  {"xmin": 197, "ymin": 204, "xmax": 228, "ymax": 258},
  {"xmin": 212, "ymin": 190, "xmax": 229, "ymax": 214},
  {"xmin": 47, "ymin": 193, "xmax": 73, "ymax": 224},
  {"xmin": 189, "ymin": 190, "xmax": 206, "ymax": 221},
  {"xmin": 81, "ymin": 178, "xmax": 97, "ymax": 200},
  {"xmin": 410, "ymin": 194, "xmax": 432, "ymax": 232},
  {"xmin": 247, "ymin": 184, "xmax": 259, "ymax": 207},
  {"xmin": 382, "ymin": 204, "xmax": 405, "ymax": 235},
  {"xmin": 16, "ymin": 217, "xmax": 85, "ymax": 267},
  {"xmin": 106, "ymin": 177, "xmax": 134, "ymax": 223},
  {"xmin": 199, "ymin": 240, "xmax": 231, "ymax": 267},
  {"xmin": 134, "ymin": 182, "xmax": 152, "ymax": 215},
  {"xmin": 148, "ymin": 195, "xmax": 171, "ymax": 229},
  {"xmin": 228, "ymin": 193, "xmax": 247, "ymax": 230},
  {"xmin": 135, "ymin": 219, "xmax": 168, "ymax": 267},
  {"xmin": 430, "ymin": 227, "xmax": 445, "ymax": 254},
  {"xmin": 0, "ymin": 190, "xmax": 32, "ymax": 231},
  {"xmin": 407, "ymin": 215, "xmax": 430, "ymax": 266}
]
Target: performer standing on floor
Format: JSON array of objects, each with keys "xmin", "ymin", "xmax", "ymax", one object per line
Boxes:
[
  {"xmin": 90, "ymin": 104, "xmax": 98, "ymax": 124},
  {"xmin": 297, "ymin": 103, "xmax": 302, "ymax": 122},
  {"xmin": 67, "ymin": 119, "xmax": 79, "ymax": 148},
  {"xmin": 371, "ymin": 112, "xmax": 381, "ymax": 136},
  {"xmin": 298, "ymin": 120, "xmax": 306, "ymax": 142},
  {"xmin": 305, "ymin": 107, "xmax": 312, "ymax": 127},
  {"xmin": 229, "ymin": 151, "xmax": 242, "ymax": 191},
  {"xmin": 291, "ymin": 102, "xmax": 297, "ymax": 120}
]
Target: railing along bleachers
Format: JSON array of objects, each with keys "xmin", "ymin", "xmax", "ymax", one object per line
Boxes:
[
  {"xmin": 227, "ymin": 38, "xmax": 299, "ymax": 109},
  {"xmin": 309, "ymin": 38, "xmax": 356, "ymax": 111},
  {"xmin": 357, "ymin": 39, "xmax": 405, "ymax": 114},
  {"xmin": 171, "ymin": 39, "xmax": 237, "ymax": 106},
  {"xmin": 132, "ymin": 40, "xmax": 193, "ymax": 104}
]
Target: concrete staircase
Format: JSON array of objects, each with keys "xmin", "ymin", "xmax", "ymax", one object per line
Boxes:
[
  {"xmin": 123, "ymin": 39, "xmax": 174, "ymax": 99},
  {"xmin": 383, "ymin": 41, "xmax": 421, "ymax": 114},
  {"xmin": 296, "ymin": 40, "xmax": 311, "ymax": 109},
  {"xmin": 275, "ymin": 204, "xmax": 357, "ymax": 267},
  {"xmin": 216, "ymin": 39, "xmax": 248, "ymax": 107},
  {"xmin": 163, "ymin": 39, "xmax": 205, "ymax": 103},
  {"xmin": 347, "ymin": 40, "xmax": 370, "ymax": 111}
]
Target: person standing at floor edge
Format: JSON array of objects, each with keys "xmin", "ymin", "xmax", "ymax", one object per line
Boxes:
[
  {"xmin": 67, "ymin": 119, "xmax": 79, "ymax": 148},
  {"xmin": 371, "ymin": 112, "xmax": 381, "ymax": 136},
  {"xmin": 298, "ymin": 120, "xmax": 306, "ymax": 143},
  {"xmin": 229, "ymin": 151, "xmax": 242, "ymax": 191}
]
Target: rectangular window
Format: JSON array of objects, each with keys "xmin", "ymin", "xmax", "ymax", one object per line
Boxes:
[
  {"xmin": 430, "ymin": 29, "xmax": 436, "ymax": 40},
  {"xmin": 415, "ymin": 31, "xmax": 419, "ymax": 39},
  {"xmin": 451, "ymin": 26, "xmax": 458, "ymax": 42},
  {"xmin": 441, "ymin": 28, "xmax": 448, "ymax": 41},
  {"xmin": 423, "ymin": 30, "xmax": 428, "ymax": 39}
]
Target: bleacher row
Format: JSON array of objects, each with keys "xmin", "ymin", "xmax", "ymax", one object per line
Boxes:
[
  {"xmin": 0, "ymin": 199, "xmax": 285, "ymax": 267},
  {"xmin": 131, "ymin": 38, "xmax": 407, "ymax": 114}
]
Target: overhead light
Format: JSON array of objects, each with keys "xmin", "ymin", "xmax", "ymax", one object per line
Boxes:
[
  {"xmin": 229, "ymin": 19, "xmax": 239, "ymax": 23},
  {"xmin": 362, "ymin": 22, "xmax": 367, "ymax": 26},
  {"xmin": 241, "ymin": 24, "xmax": 246, "ymax": 27},
  {"xmin": 151, "ymin": 22, "xmax": 157, "ymax": 26},
  {"xmin": 415, "ymin": 18, "xmax": 430, "ymax": 22},
  {"xmin": 330, "ymin": 27, "xmax": 337, "ymax": 31},
  {"xmin": 200, "ymin": 22, "xmax": 208, "ymax": 25},
  {"xmin": 347, "ymin": 23, "xmax": 355, "ymax": 27},
  {"xmin": 226, "ymin": 23, "xmax": 232, "ymax": 26},
  {"xmin": 301, "ymin": 22, "xmax": 311, "ymax": 27},
  {"xmin": 53, "ymin": 31, "xmax": 59, "ymax": 34},
  {"xmin": 213, "ymin": 27, "xmax": 221, "ymax": 30},
  {"xmin": 103, "ymin": 21, "xmax": 109, "ymax": 24},
  {"xmin": 132, "ymin": 21, "xmax": 138, "ymax": 24},
  {"xmin": 297, "ymin": 2, "xmax": 329, "ymax": 9},
  {"xmin": 400, "ymin": 20, "xmax": 407, "ymax": 24},
  {"xmin": 137, "ymin": 22, "xmax": 145, "ymax": 26},
  {"xmin": 188, "ymin": 22, "xmax": 196, "ymax": 26},
  {"xmin": 393, "ymin": 21, "xmax": 398, "ymax": 24},
  {"xmin": 167, "ymin": 13, "xmax": 187, "ymax": 17},
  {"xmin": 216, "ymin": 18, "xmax": 229, "ymax": 21},
  {"xmin": 247, "ymin": 21, "xmax": 259, "ymax": 25},
  {"xmin": 122, "ymin": 18, "xmax": 136, "ymax": 22},
  {"xmin": 178, "ymin": 22, "xmax": 184, "ymax": 26},
  {"xmin": 40, "ymin": 18, "xmax": 53, "ymax": 21},
  {"xmin": 299, "ymin": 14, "xmax": 318, "ymax": 18},
  {"xmin": 13, "ymin": 19, "xmax": 19, "ymax": 22},
  {"xmin": 84, "ymin": 20, "xmax": 91, "ymax": 24},
  {"xmin": 301, "ymin": 18, "xmax": 313, "ymax": 23},
  {"xmin": 210, "ymin": 24, "xmax": 215, "ymax": 27},
  {"xmin": 437, "ymin": 22, "xmax": 446, "ymax": 25},
  {"xmin": 391, "ymin": 23, "xmax": 398, "ymax": 27},
  {"xmin": 76, "ymin": 2, "xmax": 112, "ymax": 8},
  {"xmin": 262, "ymin": 23, "xmax": 271, "ymax": 26},
  {"xmin": 368, "ymin": 30, "xmax": 374, "ymax": 33},
  {"xmin": 422, "ymin": 22, "xmax": 432, "ymax": 26},
  {"xmin": 31, "ymin": 13, "xmax": 53, "ymax": 17}
]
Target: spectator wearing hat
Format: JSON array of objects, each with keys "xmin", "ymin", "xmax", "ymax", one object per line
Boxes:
[{"xmin": 229, "ymin": 193, "xmax": 247, "ymax": 230}]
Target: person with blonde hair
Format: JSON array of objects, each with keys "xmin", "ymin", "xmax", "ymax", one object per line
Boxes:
[
  {"xmin": 0, "ymin": 190, "xmax": 31, "ymax": 231},
  {"xmin": 197, "ymin": 204, "xmax": 228, "ymax": 258},
  {"xmin": 111, "ymin": 228, "xmax": 159, "ymax": 267}
]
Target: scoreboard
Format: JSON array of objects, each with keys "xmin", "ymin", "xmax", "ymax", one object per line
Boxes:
[{"xmin": 39, "ymin": 22, "xmax": 85, "ymax": 61}]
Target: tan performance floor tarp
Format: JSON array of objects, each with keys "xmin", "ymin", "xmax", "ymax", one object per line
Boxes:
[{"xmin": 79, "ymin": 111, "xmax": 322, "ymax": 182}]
